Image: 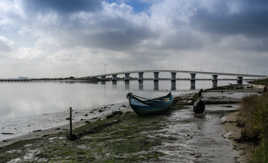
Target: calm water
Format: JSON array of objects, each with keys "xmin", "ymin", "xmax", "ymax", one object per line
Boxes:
[{"xmin": 0, "ymin": 80, "xmax": 235, "ymax": 119}]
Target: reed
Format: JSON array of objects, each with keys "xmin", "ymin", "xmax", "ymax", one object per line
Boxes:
[{"xmin": 239, "ymin": 93, "xmax": 268, "ymax": 163}]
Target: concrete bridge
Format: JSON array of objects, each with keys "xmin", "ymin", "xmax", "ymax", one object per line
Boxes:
[{"xmin": 88, "ymin": 69, "xmax": 267, "ymax": 90}]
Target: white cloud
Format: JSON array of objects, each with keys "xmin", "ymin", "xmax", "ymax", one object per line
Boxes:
[{"xmin": 0, "ymin": 0, "xmax": 267, "ymax": 78}]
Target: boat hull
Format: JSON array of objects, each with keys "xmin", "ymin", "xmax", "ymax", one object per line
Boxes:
[{"xmin": 128, "ymin": 93, "xmax": 174, "ymax": 116}]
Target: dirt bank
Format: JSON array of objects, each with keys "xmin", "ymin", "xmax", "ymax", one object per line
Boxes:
[{"xmin": 222, "ymin": 111, "xmax": 256, "ymax": 163}]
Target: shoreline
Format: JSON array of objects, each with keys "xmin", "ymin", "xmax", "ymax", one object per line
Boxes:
[
  {"xmin": 0, "ymin": 84, "xmax": 262, "ymax": 162},
  {"xmin": 222, "ymin": 111, "xmax": 252, "ymax": 163},
  {"xmin": 0, "ymin": 102, "xmax": 131, "ymax": 148}
]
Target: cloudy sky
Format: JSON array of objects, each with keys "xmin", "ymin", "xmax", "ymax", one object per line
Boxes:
[{"xmin": 0, "ymin": 0, "xmax": 267, "ymax": 78}]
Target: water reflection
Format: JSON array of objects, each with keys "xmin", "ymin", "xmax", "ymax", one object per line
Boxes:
[
  {"xmin": 0, "ymin": 80, "xmax": 237, "ymax": 120},
  {"xmin": 154, "ymin": 81, "xmax": 159, "ymax": 90}
]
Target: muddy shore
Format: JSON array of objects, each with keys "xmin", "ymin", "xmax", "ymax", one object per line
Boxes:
[
  {"xmin": 0, "ymin": 84, "xmax": 262, "ymax": 162},
  {"xmin": 222, "ymin": 111, "xmax": 256, "ymax": 163}
]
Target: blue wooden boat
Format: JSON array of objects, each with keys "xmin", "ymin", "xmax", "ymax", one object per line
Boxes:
[{"xmin": 126, "ymin": 92, "xmax": 174, "ymax": 116}]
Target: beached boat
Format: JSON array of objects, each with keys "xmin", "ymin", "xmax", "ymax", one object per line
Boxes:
[{"xmin": 126, "ymin": 92, "xmax": 174, "ymax": 116}]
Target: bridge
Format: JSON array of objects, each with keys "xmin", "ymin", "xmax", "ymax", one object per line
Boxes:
[{"xmin": 88, "ymin": 69, "xmax": 267, "ymax": 90}]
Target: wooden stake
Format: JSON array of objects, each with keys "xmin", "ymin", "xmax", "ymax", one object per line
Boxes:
[{"xmin": 69, "ymin": 107, "xmax": 72, "ymax": 137}]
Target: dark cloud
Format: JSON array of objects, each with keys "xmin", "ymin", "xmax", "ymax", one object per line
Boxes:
[
  {"xmin": 158, "ymin": 31, "xmax": 203, "ymax": 51},
  {"xmin": 88, "ymin": 19, "xmax": 155, "ymax": 51},
  {"xmin": 231, "ymin": 38, "xmax": 268, "ymax": 52},
  {"xmin": 23, "ymin": 0, "xmax": 102, "ymax": 14},
  {"xmin": 190, "ymin": 0, "xmax": 268, "ymax": 38},
  {"xmin": 52, "ymin": 16, "xmax": 157, "ymax": 51}
]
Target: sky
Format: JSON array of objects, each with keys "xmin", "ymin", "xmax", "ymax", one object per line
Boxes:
[{"xmin": 0, "ymin": 0, "xmax": 267, "ymax": 78}]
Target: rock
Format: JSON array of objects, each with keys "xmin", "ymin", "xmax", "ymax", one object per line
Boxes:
[
  {"xmin": 121, "ymin": 104, "xmax": 127, "ymax": 107},
  {"xmin": 193, "ymin": 98, "xmax": 205, "ymax": 114},
  {"xmin": 221, "ymin": 117, "xmax": 227, "ymax": 124},
  {"xmin": 84, "ymin": 113, "xmax": 88, "ymax": 117}
]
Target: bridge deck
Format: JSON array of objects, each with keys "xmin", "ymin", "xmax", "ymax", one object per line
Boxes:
[{"xmin": 89, "ymin": 70, "xmax": 267, "ymax": 78}]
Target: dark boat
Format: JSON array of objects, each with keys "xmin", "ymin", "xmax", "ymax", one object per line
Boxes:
[{"xmin": 126, "ymin": 92, "xmax": 174, "ymax": 116}]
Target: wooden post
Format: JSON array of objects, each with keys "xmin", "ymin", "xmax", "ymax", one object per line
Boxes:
[{"xmin": 69, "ymin": 107, "xmax": 73, "ymax": 137}]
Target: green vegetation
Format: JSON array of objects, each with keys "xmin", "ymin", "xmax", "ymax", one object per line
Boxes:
[
  {"xmin": 0, "ymin": 112, "xmax": 171, "ymax": 162},
  {"xmin": 239, "ymin": 93, "xmax": 268, "ymax": 163},
  {"xmin": 250, "ymin": 78, "xmax": 268, "ymax": 86}
]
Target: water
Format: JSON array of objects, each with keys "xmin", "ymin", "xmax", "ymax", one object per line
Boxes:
[
  {"xmin": 155, "ymin": 105, "xmax": 239, "ymax": 163},
  {"xmin": 0, "ymin": 80, "xmax": 235, "ymax": 119},
  {"xmin": 0, "ymin": 80, "xmax": 236, "ymax": 141}
]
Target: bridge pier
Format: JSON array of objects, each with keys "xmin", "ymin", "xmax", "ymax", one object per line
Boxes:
[
  {"xmin": 125, "ymin": 73, "xmax": 130, "ymax": 81},
  {"xmin": 112, "ymin": 75, "xmax": 117, "ymax": 85},
  {"xmin": 138, "ymin": 72, "xmax": 144, "ymax": 81},
  {"xmin": 190, "ymin": 73, "xmax": 196, "ymax": 90},
  {"xmin": 154, "ymin": 72, "xmax": 159, "ymax": 81},
  {"xmin": 112, "ymin": 75, "xmax": 117, "ymax": 81},
  {"xmin": 101, "ymin": 76, "xmax": 106, "ymax": 85},
  {"xmin": 171, "ymin": 72, "xmax": 176, "ymax": 90},
  {"xmin": 125, "ymin": 81, "xmax": 130, "ymax": 90},
  {"xmin": 154, "ymin": 80, "xmax": 159, "ymax": 90},
  {"xmin": 237, "ymin": 76, "xmax": 243, "ymax": 85},
  {"xmin": 139, "ymin": 81, "xmax": 143, "ymax": 90},
  {"xmin": 124, "ymin": 73, "xmax": 130, "ymax": 89},
  {"xmin": 153, "ymin": 72, "xmax": 159, "ymax": 90},
  {"xmin": 138, "ymin": 72, "xmax": 144, "ymax": 90},
  {"xmin": 212, "ymin": 75, "xmax": 218, "ymax": 88}
]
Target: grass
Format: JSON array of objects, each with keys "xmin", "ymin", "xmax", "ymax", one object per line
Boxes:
[
  {"xmin": 0, "ymin": 112, "xmax": 170, "ymax": 162},
  {"xmin": 239, "ymin": 92, "xmax": 268, "ymax": 163},
  {"xmin": 250, "ymin": 78, "xmax": 268, "ymax": 86}
]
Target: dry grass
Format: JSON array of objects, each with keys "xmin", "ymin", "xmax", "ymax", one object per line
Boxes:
[
  {"xmin": 250, "ymin": 78, "xmax": 268, "ymax": 86},
  {"xmin": 239, "ymin": 93, "xmax": 268, "ymax": 163}
]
